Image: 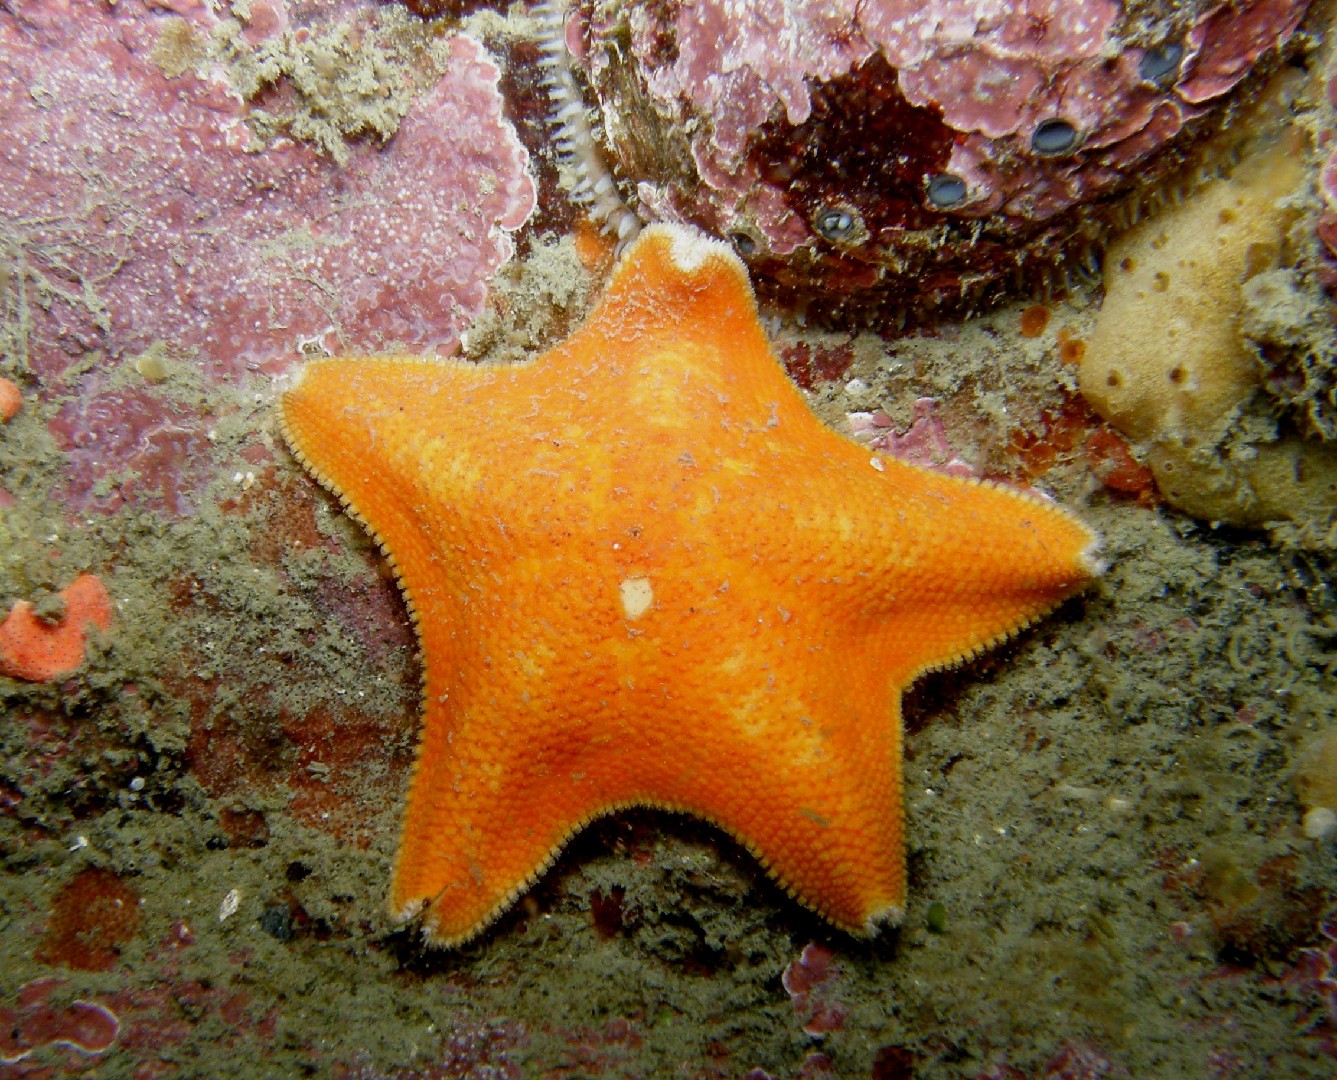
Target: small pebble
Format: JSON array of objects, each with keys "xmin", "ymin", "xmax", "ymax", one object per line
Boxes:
[
  {"xmin": 1302, "ymin": 806, "xmax": 1336, "ymax": 840},
  {"xmin": 218, "ymin": 887, "xmax": 242, "ymax": 922}
]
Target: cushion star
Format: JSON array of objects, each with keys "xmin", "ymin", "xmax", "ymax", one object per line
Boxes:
[{"xmin": 279, "ymin": 224, "xmax": 1100, "ymax": 947}]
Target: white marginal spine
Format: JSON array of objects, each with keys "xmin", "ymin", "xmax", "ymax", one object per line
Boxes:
[{"xmin": 533, "ymin": 0, "xmax": 642, "ymax": 244}]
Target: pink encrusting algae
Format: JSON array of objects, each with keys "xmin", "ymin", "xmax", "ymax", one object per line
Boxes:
[
  {"xmin": 847, "ymin": 399, "xmax": 980, "ymax": 478},
  {"xmin": 0, "ymin": 0, "xmax": 535, "ymax": 515},
  {"xmin": 0, "ymin": 979, "xmax": 119, "ymax": 1065},
  {"xmin": 0, "ymin": 0, "xmax": 534, "ymax": 379},
  {"xmin": 1318, "ymin": 69, "xmax": 1337, "ymax": 289},
  {"xmin": 555, "ymin": 0, "xmax": 1313, "ymax": 318},
  {"xmin": 781, "ymin": 943, "xmax": 848, "ymax": 1039}
]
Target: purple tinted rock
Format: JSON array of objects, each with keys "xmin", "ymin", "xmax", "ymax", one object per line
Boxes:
[
  {"xmin": 558, "ymin": 0, "xmax": 1312, "ymax": 321},
  {"xmin": 47, "ymin": 384, "xmax": 216, "ymax": 516},
  {"xmin": 1180, "ymin": 0, "xmax": 1309, "ymax": 102},
  {"xmin": 2, "ymin": 0, "xmax": 534, "ymax": 516},
  {"xmin": 0, "ymin": 0, "xmax": 535, "ymax": 381},
  {"xmin": 1319, "ymin": 73, "xmax": 1337, "ymax": 287}
]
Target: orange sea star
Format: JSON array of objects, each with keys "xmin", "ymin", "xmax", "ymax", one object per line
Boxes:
[{"xmin": 280, "ymin": 224, "xmax": 1099, "ymax": 946}]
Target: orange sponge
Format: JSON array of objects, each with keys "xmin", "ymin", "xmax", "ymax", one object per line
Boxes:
[
  {"xmin": 0, "ymin": 574, "xmax": 113, "ymax": 682},
  {"xmin": 0, "ymin": 377, "xmax": 20, "ymax": 423}
]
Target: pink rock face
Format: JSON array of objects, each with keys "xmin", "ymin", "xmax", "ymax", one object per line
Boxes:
[
  {"xmin": 1, "ymin": 0, "xmax": 534, "ymax": 515},
  {"xmin": 0, "ymin": 978, "xmax": 119, "ymax": 1063},
  {"xmin": 568, "ymin": 0, "xmax": 1311, "ymax": 320},
  {"xmin": 781, "ymin": 943, "xmax": 847, "ymax": 1038},
  {"xmin": 45, "ymin": 385, "xmax": 218, "ymax": 515},
  {"xmin": 2, "ymin": 0, "xmax": 534, "ymax": 380},
  {"xmin": 1320, "ymin": 73, "xmax": 1337, "ymax": 287},
  {"xmin": 848, "ymin": 400, "xmax": 979, "ymax": 479}
]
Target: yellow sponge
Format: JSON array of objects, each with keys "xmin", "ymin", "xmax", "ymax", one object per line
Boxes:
[{"xmin": 1080, "ymin": 138, "xmax": 1304, "ymax": 449}]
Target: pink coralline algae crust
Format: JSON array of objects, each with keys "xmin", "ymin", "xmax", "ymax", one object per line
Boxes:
[
  {"xmin": 1, "ymin": 0, "xmax": 534, "ymax": 378},
  {"xmin": 779, "ymin": 338, "xmax": 854, "ymax": 390},
  {"xmin": 330, "ymin": 1020, "xmax": 524, "ymax": 1080},
  {"xmin": 780, "ymin": 942, "xmax": 847, "ymax": 1038},
  {"xmin": 0, "ymin": 979, "xmax": 119, "ymax": 1066},
  {"xmin": 1290, "ymin": 919, "xmax": 1337, "ymax": 1059},
  {"xmin": 972, "ymin": 1043, "xmax": 1129, "ymax": 1080},
  {"xmin": 847, "ymin": 400, "xmax": 980, "ymax": 478},
  {"xmin": 1, "ymin": 0, "xmax": 535, "ymax": 514},
  {"xmin": 100, "ymin": 978, "xmax": 280, "ymax": 1075},
  {"xmin": 1319, "ymin": 73, "xmax": 1337, "ymax": 290},
  {"xmin": 45, "ymin": 385, "xmax": 218, "ymax": 516},
  {"xmin": 568, "ymin": 0, "xmax": 1311, "ymax": 320}
]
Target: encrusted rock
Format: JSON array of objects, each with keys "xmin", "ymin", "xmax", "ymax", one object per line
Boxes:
[{"xmin": 544, "ymin": 0, "xmax": 1313, "ymax": 322}]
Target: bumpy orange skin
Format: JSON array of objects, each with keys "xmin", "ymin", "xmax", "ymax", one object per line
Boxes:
[{"xmin": 280, "ymin": 225, "xmax": 1098, "ymax": 946}]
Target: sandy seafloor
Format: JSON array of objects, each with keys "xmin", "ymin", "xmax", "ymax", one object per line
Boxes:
[{"xmin": 1, "ymin": 1, "xmax": 1336, "ymax": 1078}]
